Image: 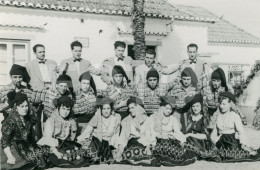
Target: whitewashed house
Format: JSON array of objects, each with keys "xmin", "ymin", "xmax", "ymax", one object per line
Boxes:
[{"xmin": 0, "ymin": 0, "xmax": 260, "ymax": 88}]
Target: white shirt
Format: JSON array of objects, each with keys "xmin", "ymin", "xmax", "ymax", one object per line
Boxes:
[
  {"xmin": 188, "ymin": 59, "xmax": 197, "ymax": 71},
  {"xmin": 135, "ymin": 64, "xmax": 155, "ymax": 85},
  {"xmin": 74, "ymin": 60, "xmax": 80, "ymax": 74},
  {"xmin": 37, "ymin": 59, "xmax": 51, "ymax": 82}
]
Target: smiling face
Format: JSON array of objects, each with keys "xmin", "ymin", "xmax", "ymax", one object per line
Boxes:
[
  {"xmin": 101, "ymin": 104, "xmax": 112, "ymax": 118},
  {"xmin": 59, "ymin": 105, "xmax": 71, "ymax": 119},
  {"xmin": 212, "ymin": 79, "xmax": 222, "ymax": 89},
  {"xmin": 11, "ymin": 75, "xmax": 23, "ymax": 88},
  {"xmin": 80, "ymin": 79, "xmax": 90, "ymax": 92},
  {"xmin": 192, "ymin": 102, "xmax": 202, "ymax": 115},
  {"xmin": 182, "ymin": 76, "xmax": 192, "ymax": 87},
  {"xmin": 219, "ymin": 98, "xmax": 231, "ymax": 113},
  {"xmin": 57, "ymin": 83, "xmax": 68, "ymax": 95},
  {"xmin": 72, "ymin": 46, "xmax": 82, "ymax": 59},
  {"xmin": 17, "ymin": 100, "xmax": 29, "ymax": 116},
  {"xmin": 163, "ymin": 104, "xmax": 173, "ymax": 117}
]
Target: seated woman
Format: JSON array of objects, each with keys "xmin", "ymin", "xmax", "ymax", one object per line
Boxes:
[
  {"xmin": 1, "ymin": 91, "xmax": 48, "ymax": 170},
  {"xmin": 77, "ymin": 96, "xmax": 121, "ymax": 163},
  {"xmin": 105, "ymin": 65, "xmax": 136, "ymax": 120},
  {"xmin": 150, "ymin": 96, "xmax": 197, "ymax": 166},
  {"xmin": 183, "ymin": 94, "xmax": 217, "ymax": 160},
  {"xmin": 117, "ymin": 97, "xmax": 156, "ymax": 165},
  {"xmin": 37, "ymin": 96, "xmax": 90, "ymax": 168},
  {"xmin": 211, "ymin": 92, "xmax": 260, "ymax": 162},
  {"xmin": 73, "ymin": 71, "xmax": 97, "ymax": 135}
]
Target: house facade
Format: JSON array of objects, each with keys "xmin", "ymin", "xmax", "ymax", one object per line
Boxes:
[{"xmin": 0, "ymin": 0, "xmax": 259, "ymax": 90}]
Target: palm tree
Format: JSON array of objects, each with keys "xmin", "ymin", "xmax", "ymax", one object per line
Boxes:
[{"xmin": 132, "ymin": 0, "xmax": 146, "ymax": 60}]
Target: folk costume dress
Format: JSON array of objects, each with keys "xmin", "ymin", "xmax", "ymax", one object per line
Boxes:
[
  {"xmin": 118, "ymin": 104, "xmax": 156, "ymax": 166},
  {"xmin": 1, "ymin": 109, "xmax": 49, "ymax": 170},
  {"xmin": 77, "ymin": 109, "xmax": 121, "ymax": 163},
  {"xmin": 211, "ymin": 111, "xmax": 260, "ymax": 162},
  {"xmin": 150, "ymin": 107, "xmax": 197, "ymax": 166},
  {"xmin": 37, "ymin": 109, "xmax": 90, "ymax": 168}
]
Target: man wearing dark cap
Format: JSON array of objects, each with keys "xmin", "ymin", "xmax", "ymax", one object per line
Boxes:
[
  {"xmin": 73, "ymin": 71, "xmax": 97, "ymax": 134},
  {"xmin": 100, "ymin": 41, "xmax": 134, "ymax": 85},
  {"xmin": 203, "ymin": 67, "xmax": 246, "ymax": 125},
  {"xmin": 136, "ymin": 67, "xmax": 178, "ymax": 116},
  {"xmin": 167, "ymin": 67, "xmax": 199, "ymax": 130},
  {"xmin": 168, "ymin": 67, "xmax": 198, "ymax": 109},
  {"xmin": 105, "ymin": 65, "xmax": 136, "ymax": 120},
  {"xmin": 0, "ymin": 64, "xmax": 32, "ymax": 111},
  {"xmin": 25, "ymin": 44, "xmax": 58, "ymax": 91},
  {"xmin": 30, "ymin": 73, "xmax": 73, "ymax": 118}
]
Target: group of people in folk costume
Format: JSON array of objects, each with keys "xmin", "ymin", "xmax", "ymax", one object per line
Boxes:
[{"xmin": 1, "ymin": 40, "xmax": 260, "ymax": 169}]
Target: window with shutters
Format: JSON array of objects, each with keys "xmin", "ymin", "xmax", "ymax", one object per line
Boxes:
[{"xmin": 0, "ymin": 39, "xmax": 30, "ymax": 86}]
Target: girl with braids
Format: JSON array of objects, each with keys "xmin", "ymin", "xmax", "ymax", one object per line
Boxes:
[{"xmin": 1, "ymin": 91, "xmax": 48, "ymax": 169}]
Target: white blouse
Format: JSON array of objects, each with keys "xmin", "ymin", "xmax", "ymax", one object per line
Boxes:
[{"xmin": 211, "ymin": 111, "xmax": 248, "ymax": 146}]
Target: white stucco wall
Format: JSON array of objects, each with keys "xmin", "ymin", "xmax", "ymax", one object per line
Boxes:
[
  {"xmin": 208, "ymin": 44, "xmax": 260, "ymax": 76},
  {"xmin": 158, "ymin": 21, "xmax": 208, "ymax": 66}
]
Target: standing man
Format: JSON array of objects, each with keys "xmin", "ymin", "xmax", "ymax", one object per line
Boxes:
[
  {"xmin": 163, "ymin": 43, "xmax": 212, "ymax": 80},
  {"xmin": 60, "ymin": 41, "xmax": 101, "ymax": 90},
  {"xmin": 101, "ymin": 41, "xmax": 134, "ymax": 85},
  {"xmin": 26, "ymin": 44, "xmax": 57, "ymax": 91},
  {"xmin": 134, "ymin": 49, "xmax": 163, "ymax": 85}
]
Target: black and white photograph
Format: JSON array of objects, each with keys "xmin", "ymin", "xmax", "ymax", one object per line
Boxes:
[{"xmin": 0, "ymin": 0, "xmax": 260, "ymax": 169}]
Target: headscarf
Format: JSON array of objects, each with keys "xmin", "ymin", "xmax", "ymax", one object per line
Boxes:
[
  {"xmin": 127, "ymin": 97, "xmax": 144, "ymax": 108},
  {"xmin": 9, "ymin": 64, "xmax": 31, "ymax": 84},
  {"xmin": 7, "ymin": 91, "xmax": 28, "ymax": 108},
  {"xmin": 211, "ymin": 67, "xmax": 228, "ymax": 91},
  {"xmin": 146, "ymin": 67, "xmax": 159, "ymax": 80},
  {"xmin": 181, "ymin": 67, "xmax": 198, "ymax": 87},
  {"xmin": 112, "ymin": 65, "xmax": 131, "ymax": 84},
  {"xmin": 219, "ymin": 91, "xmax": 236, "ymax": 103}
]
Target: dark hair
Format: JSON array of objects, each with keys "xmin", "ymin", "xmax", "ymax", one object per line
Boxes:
[
  {"xmin": 71, "ymin": 41, "xmax": 82, "ymax": 50},
  {"xmin": 186, "ymin": 101, "xmax": 209, "ymax": 133},
  {"xmin": 145, "ymin": 49, "xmax": 156, "ymax": 58},
  {"xmin": 33, "ymin": 44, "xmax": 45, "ymax": 53},
  {"xmin": 127, "ymin": 101, "xmax": 137, "ymax": 107},
  {"xmin": 97, "ymin": 102, "xmax": 114, "ymax": 112},
  {"xmin": 114, "ymin": 41, "xmax": 126, "ymax": 49},
  {"xmin": 187, "ymin": 43, "xmax": 198, "ymax": 50},
  {"xmin": 160, "ymin": 102, "xmax": 175, "ymax": 115},
  {"xmin": 218, "ymin": 96, "xmax": 231, "ymax": 104}
]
